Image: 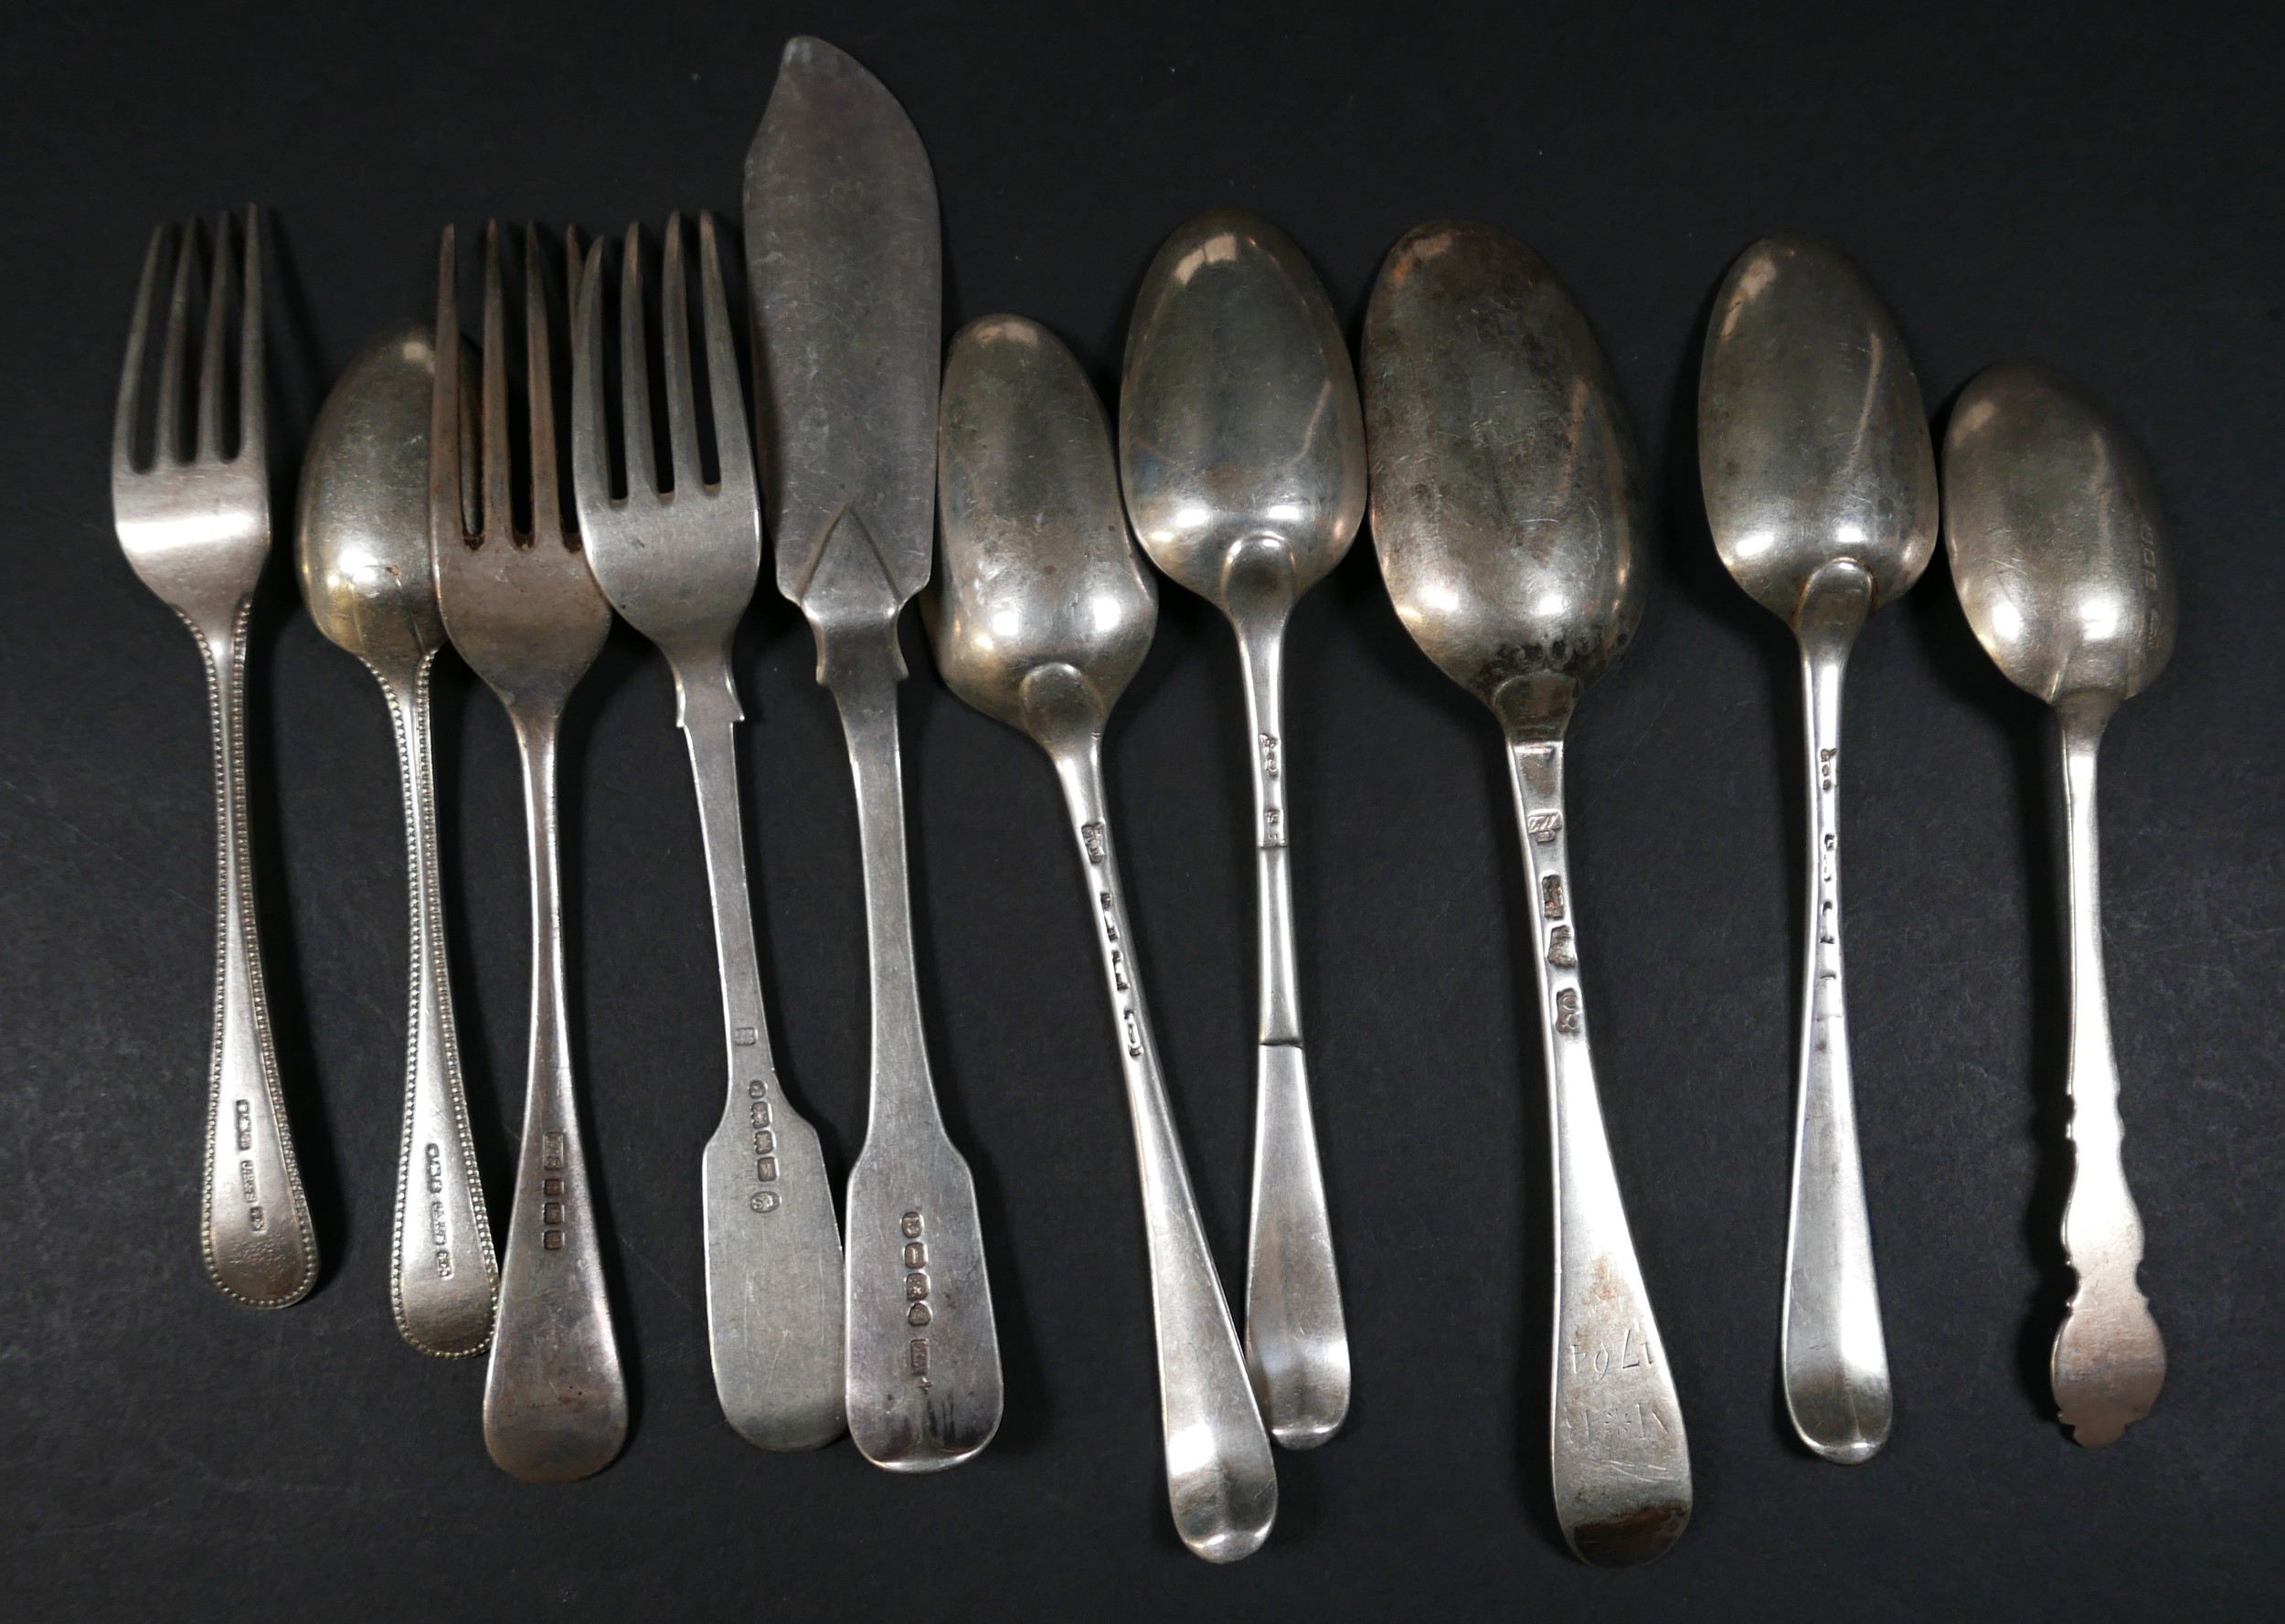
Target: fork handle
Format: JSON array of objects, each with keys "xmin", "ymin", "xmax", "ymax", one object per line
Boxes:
[
  {"xmin": 381, "ymin": 658, "xmax": 496, "ymax": 1354},
  {"xmin": 483, "ymin": 707, "xmax": 627, "ymax": 1482},
  {"xmin": 195, "ymin": 609, "xmax": 317, "ymax": 1307}
]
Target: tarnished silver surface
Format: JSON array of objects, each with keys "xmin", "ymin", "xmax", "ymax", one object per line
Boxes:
[
  {"xmin": 296, "ymin": 324, "xmax": 495, "ymax": 1355},
  {"xmin": 112, "ymin": 210, "xmax": 318, "ymax": 1309},
  {"xmin": 1699, "ymin": 235, "xmax": 1935, "ymax": 1465},
  {"xmin": 431, "ymin": 225, "xmax": 625, "ymax": 1483},
  {"xmin": 1943, "ymin": 362, "xmax": 2174, "ymax": 1448},
  {"xmin": 1119, "ymin": 210, "xmax": 1362, "ymax": 1449},
  {"xmin": 571, "ymin": 215, "xmax": 845, "ymax": 1451},
  {"xmin": 748, "ymin": 35, "xmax": 1002, "ymax": 1472},
  {"xmin": 1364, "ymin": 220, "xmax": 1690, "ymax": 1566},
  {"xmin": 933, "ymin": 315, "xmax": 1278, "ymax": 1561}
]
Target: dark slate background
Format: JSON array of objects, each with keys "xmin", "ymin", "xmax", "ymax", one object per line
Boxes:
[{"xmin": 4, "ymin": 2, "xmax": 2279, "ymax": 1618}]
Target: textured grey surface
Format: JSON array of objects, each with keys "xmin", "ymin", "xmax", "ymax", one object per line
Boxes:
[{"xmin": 3, "ymin": 1, "xmax": 2280, "ymax": 1616}]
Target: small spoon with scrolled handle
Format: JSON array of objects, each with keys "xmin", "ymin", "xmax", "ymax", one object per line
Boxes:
[{"xmin": 1942, "ymin": 362, "xmax": 2174, "ymax": 1447}]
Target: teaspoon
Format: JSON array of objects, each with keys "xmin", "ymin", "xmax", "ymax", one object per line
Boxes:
[
  {"xmin": 296, "ymin": 324, "xmax": 496, "ymax": 1356},
  {"xmin": 1941, "ymin": 362, "xmax": 2174, "ymax": 1447},
  {"xmin": 1698, "ymin": 235, "xmax": 1938, "ymax": 1464},
  {"xmin": 1119, "ymin": 211, "xmax": 1365, "ymax": 1448},
  {"xmin": 932, "ymin": 314, "xmax": 1278, "ymax": 1562},
  {"xmin": 1364, "ymin": 220, "xmax": 1691, "ymax": 1565}
]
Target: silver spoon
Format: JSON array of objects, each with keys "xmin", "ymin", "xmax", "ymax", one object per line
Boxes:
[
  {"xmin": 932, "ymin": 314, "xmax": 1278, "ymax": 1562},
  {"xmin": 1364, "ymin": 220, "xmax": 1691, "ymax": 1565},
  {"xmin": 1941, "ymin": 362, "xmax": 2174, "ymax": 1448},
  {"xmin": 1119, "ymin": 211, "xmax": 1364, "ymax": 1448},
  {"xmin": 296, "ymin": 324, "xmax": 496, "ymax": 1357},
  {"xmin": 1698, "ymin": 235, "xmax": 1937, "ymax": 1464}
]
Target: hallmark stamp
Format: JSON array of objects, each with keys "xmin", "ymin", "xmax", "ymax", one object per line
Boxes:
[
  {"xmin": 1525, "ymin": 811, "xmax": 1562, "ymax": 845},
  {"xmin": 1556, "ymin": 987, "xmax": 1581, "ymax": 1035},
  {"xmin": 234, "ymin": 1098, "xmax": 252, "ymax": 1152},
  {"xmin": 1259, "ymin": 732, "xmax": 1281, "ymax": 780},
  {"xmin": 541, "ymin": 1132, "xmax": 567, "ymax": 1252},
  {"xmin": 1080, "ymin": 822, "xmax": 1107, "ymax": 865},
  {"xmin": 1541, "ymin": 875, "xmax": 1567, "ymax": 920},
  {"xmin": 902, "ymin": 1211, "xmax": 934, "ymax": 1344},
  {"xmin": 1547, "ymin": 925, "xmax": 1577, "ymax": 969}
]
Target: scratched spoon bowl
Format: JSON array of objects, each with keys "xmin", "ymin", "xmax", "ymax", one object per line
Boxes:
[
  {"xmin": 932, "ymin": 313, "xmax": 1278, "ymax": 1561},
  {"xmin": 1942, "ymin": 361, "xmax": 2173, "ymax": 1448},
  {"xmin": 1364, "ymin": 219, "xmax": 1690, "ymax": 1566},
  {"xmin": 296, "ymin": 324, "xmax": 497, "ymax": 1356},
  {"xmin": 1120, "ymin": 209, "xmax": 1364, "ymax": 1448},
  {"xmin": 1698, "ymin": 234, "xmax": 1937, "ymax": 1465}
]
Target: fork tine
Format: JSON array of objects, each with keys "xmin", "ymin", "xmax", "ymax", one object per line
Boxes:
[
  {"xmin": 660, "ymin": 214, "xmax": 704, "ymax": 497},
  {"xmin": 569, "ymin": 236, "xmax": 611, "ymax": 527},
  {"xmin": 195, "ymin": 212, "xmax": 233, "ymax": 462},
  {"xmin": 696, "ymin": 214, "xmax": 753, "ymax": 502},
  {"xmin": 430, "ymin": 226, "xmax": 468, "ymax": 549},
  {"xmin": 617, "ymin": 225, "xmax": 657, "ymax": 501},
  {"xmin": 239, "ymin": 207, "xmax": 265, "ymax": 468},
  {"xmin": 526, "ymin": 223, "xmax": 564, "ymax": 543},
  {"xmin": 112, "ymin": 225, "xmax": 167, "ymax": 481},
  {"xmin": 480, "ymin": 223, "xmax": 513, "ymax": 542},
  {"xmin": 564, "ymin": 224, "xmax": 585, "ymax": 329},
  {"xmin": 153, "ymin": 222, "xmax": 198, "ymax": 464}
]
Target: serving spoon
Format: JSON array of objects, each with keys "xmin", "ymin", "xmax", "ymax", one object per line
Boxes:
[
  {"xmin": 1364, "ymin": 220, "xmax": 1690, "ymax": 1565},
  {"xmin": 1698, "ymin": 235, "xmax": 1937, "ymax": 1464},
  {"xmin": 932, "ymin": 314, "xmax": 1278, "ymax": 1561},
  {"xmin": 1941, "ymin": 362, "xmax": 2174, "ymax": 1447},
  {"xmin": 1119, "ymin": 211, "xmax": 1365, "ymax": 1447},
  {"xmin": 296, "ymin": 324, "xmax": 496, "ymax": 1356}
]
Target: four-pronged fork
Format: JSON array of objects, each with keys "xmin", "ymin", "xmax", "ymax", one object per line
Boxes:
[
  {"xmin": 570, "ymin": 215, "xmax": 846, "ymax": 1450},
  {"xmin": 112, "ymin": 208, "xmax": 319, "ymax": 1310},
  {"xmin": 430, "ymin": 222, "xmax": 625, "ymax": 1483}
]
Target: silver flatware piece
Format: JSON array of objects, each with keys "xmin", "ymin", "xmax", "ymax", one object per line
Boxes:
[
  {"xmin": 1942, "ymin": 362, "xmax": 2174, "ymax": 1448},
  {"xmin": 932, "ymin": 314, "xmax": 1278, "ymax": 1559},
  {"xmin": 1118, "ymin": 210, "xmax": 1362, "ymax": 1448},
  {"xmin": 430, "ymin": 224, "xmax": 626, "ymax": 1482},
  {"xmin": 112, "ymin": 209, "xmax": 318, "ymax": 1308},
  {"xmin": 747, "ymin": 35, "xmax": 1002, "ymax": 1472},
  {"xmin": 570, "ymin": 214, "xmax": 845, "ymax": 1450},
  {"xmin": 297, "ymin": 324, "xmax": 496, "ymax": 1354},
  {"xmin": 1698, "ymin": 234, "xmax": 1937, "ymax": 1463},
  {"xmin": 1364, "ymin": 219, "xmax": 1691, "ymax": 1565}
]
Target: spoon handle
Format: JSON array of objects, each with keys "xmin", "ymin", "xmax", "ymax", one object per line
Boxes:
[
  {"xmin": 193, "ymin": 609, "xmax": 319, "ymax": 1308},
  {"xmin": 825, "ymin": 652, "xmax": 1002, "ymax": 1471},
  {"xmin": 675, "ymin": 663, "xmax": 846, "ymax": 1450},
  {"xmin": 1230, "ymin": 610, "xmax": 1350, "ymax": 1449},
  {"xmin": 2050, "ymin": 702, "xmax": 2165, "ymax": 1446},
  {"xmin": 1781, "ymin": 585, "xmax": 1893, "ymax": 1463},
  {"xmin": 1506, "ymin": 737, "xmax": 1692, "ymax": 1565},
  {"xmin": 382, "ymin": 658, "xmax": 495, "ymax": 1354},
  {"xmin": 1047, "ymin": 731, "xmax": 1277, "ymax": 1562},
  {"xmin": 483, "ymin": 707, "xmax": 627, "ymax": 1482}
]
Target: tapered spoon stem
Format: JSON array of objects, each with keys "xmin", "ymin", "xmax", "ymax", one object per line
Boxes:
[
  {"xmin": 1507, "ymin": 735, "xmax": 1691, "ymax": 1565},
  {"xmin": 1044, "ymin": 718, "xmax": 1276, "ymax": 1561},
  {"xmin": 2051, "ymin": 698, "xmax": 2165, "ymax": 1445},
  {"xmin": 1781, "ymin": 563, "xmax": 1891, "ymax": 1464},
  {"xmin": 1228, "ymin": 579, "xmax": 1349, "ymax": 1449}
]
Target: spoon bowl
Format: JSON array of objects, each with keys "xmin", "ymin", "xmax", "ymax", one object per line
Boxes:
[
  {"xmin": 1943, "ymin": 362, "xmax": 2176, "ymax": 709},
  {"xmin": 935, "ymin": 315, "xmax": 1154, "ymax": 738},
  {"xmin": 1699, "ymin": 235, "xmax": 1938, "ymax": 621},
  {"xmin": 1367, "ymin": 221, "xmax": 1643, "ymax": 738},
  {"xmin": 1120, "ymin": 210, "xmax": 1365, "ymax": 611}
]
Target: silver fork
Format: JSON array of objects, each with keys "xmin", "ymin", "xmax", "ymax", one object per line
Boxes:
[
  {"xmin": 429, "ymin": 223, "xmax": 624, "ymax": 1482},
  {"xmin": 112, "ymin": 209, "xmax": 318, "ymax": 1309},
  {"xmin": 570, "ymin": 215, "xmax": 846, "ymax": 1449}
]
